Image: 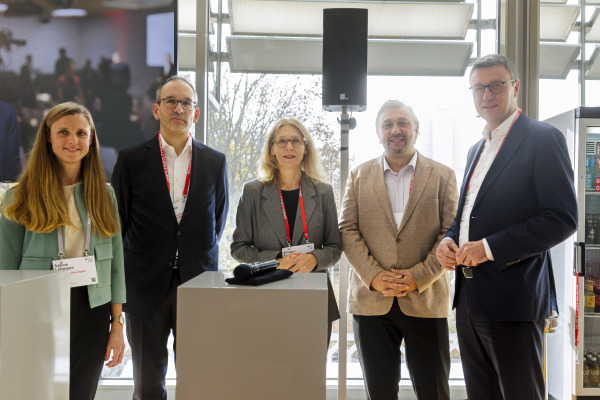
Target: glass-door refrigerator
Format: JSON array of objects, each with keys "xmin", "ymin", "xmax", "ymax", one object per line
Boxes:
[{"xmin": 545, "ymin": 107, "xmax": 600, "ymax": 399}]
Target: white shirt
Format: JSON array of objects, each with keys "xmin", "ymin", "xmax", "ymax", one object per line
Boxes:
[
  {"xmin": 383, "ymin": 152, "xmax": 418, "ymax": 229},
  {"xmin": 459, "ymin": 109, "xmax": 520, "ymax": 260},
  {"xmin": 159, "ymin": 133, "xmax": 192, "ymax": 204}
]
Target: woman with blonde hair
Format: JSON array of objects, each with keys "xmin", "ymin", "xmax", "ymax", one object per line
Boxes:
[
  {"xmin": 0, "ymin": 102, "xmax": 126, "ymax": 400},
  {"xmin": 231, "ymin": 117, "xmax": 341, "ymax": 344}
]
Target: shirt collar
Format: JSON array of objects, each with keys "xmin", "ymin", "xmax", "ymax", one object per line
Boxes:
[
  {"xmin": 159, "ymin": 132, "xmax": 192, "ymax": 155},
  {"xmin": 382, "ymin": 151, "xmax": 418, "ymax": 175},
  {"xmin": 482, "ymin": 108, "xmax": 519, "ymax": 142}
]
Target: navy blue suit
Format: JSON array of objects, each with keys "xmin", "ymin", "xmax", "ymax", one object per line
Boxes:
[
  {"xmin": 112, "ymin": 135, "xmax": 228, "ymax": 399},
  {"xmin": 0, "ymin": 100, "xmax": 20, "ymax": 181},
  {"xmin": 447, "ymin": 113, "xmax": 577, "ymax": 399}
]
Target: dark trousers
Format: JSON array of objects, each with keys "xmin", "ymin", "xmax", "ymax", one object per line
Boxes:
[
  {"xmin": 456, "ymin": 282, "xmax": 545, "ymax": 400},
  {"xmin": 126, "ymin": 271, "xmax": 181, "ymax": 400},
  {"xmin": 70, "ymin": 285, "xmax": 111, "ymax": 400},
  {"xmin": 353, "ymin": 298, "xmax": 450, "ymax": 400}
]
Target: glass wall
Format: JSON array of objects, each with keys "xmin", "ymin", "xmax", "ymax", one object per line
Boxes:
[
  {"xmin": 539, "ymin": 1, "xmax": 600, "ymax": 120},
  {"xmin": 196, "ymin": 0, "xmax": 498, "ymax": 386}
]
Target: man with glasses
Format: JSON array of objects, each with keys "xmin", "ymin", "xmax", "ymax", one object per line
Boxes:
[
  {"xmin": 112, "ymin": 75, "xmax": 229, "ymax": 399},
  {"xmin": 436, "ymin": 54, "xmax": 577, "ymax": 399},
  {"xmin": 340, "ymin": 100, "xmax": 458, "ymax": 400}
]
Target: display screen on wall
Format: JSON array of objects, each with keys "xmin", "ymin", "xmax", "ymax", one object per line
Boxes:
[{"xmin": 0, "ymin": 1, "xmax": 177, "ymax": 181}]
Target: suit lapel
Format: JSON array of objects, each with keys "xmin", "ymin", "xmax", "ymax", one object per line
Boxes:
[
  {"xmin": 398, "ymin": 152, "xmax": 431, "ymax": 233},
  {"xmin": 262, "ymin": 182, "xmax": 289, "ymax": 248},
  {"xmin": 146, "ymin": 136, "xmax": 176, "ymax": 221},
  {"xmin": 292, "ymin": 174, "xmax": 316, "ymax": 244},
  {"xmin": 474, "ymin": 114, "xmax": 527, "ymax": 209},
  {"xmin": 372, "ymin": 156, "xmax": 397, "ymax": 230}
]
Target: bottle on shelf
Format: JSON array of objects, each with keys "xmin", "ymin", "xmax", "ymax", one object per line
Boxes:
[
  {"xmin": 595, "ymin": 278, "xmax": 600, "ymax": 313},
  {"xmin": 585, "ymin": 356, "xmax": 592, "ymax": 387},
  {"xmin": 591, "ymin": 357, "xmax": 600, "ymax": 386},
  {"xmin": 586, "ymin": 278, "xmax": 596, "ymax": 313},
  {"xmin": 587, "ymin": 214, "xmax": 597, "ymax": 245},
  {"xmin": 588, "ymin": 154, "xmax": 596, "ymax": 192}
]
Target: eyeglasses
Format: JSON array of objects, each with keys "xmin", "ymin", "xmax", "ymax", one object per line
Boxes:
[
  {"xmin": 160, "ymin": 98, "xmax": 196, "ymax": 111},
  {"xmin": 469, "ymin": 79, "xmax": 517, "ymax": 97},
  {"xmin": 273, "ymin": 138, "xmax": 305, "ymax": 148}
]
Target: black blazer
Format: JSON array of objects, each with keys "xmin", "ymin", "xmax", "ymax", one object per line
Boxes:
[
  {"xmin": 112, "ymin": 135, "xmax": 229, "ymax": 315},
  {"xmin": 446, "ymin": 113, "xmax": 577, "ymax": 321}
]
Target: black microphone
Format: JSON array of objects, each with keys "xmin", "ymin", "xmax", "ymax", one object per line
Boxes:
[{"xmin": 233, "ymin": 260, "xmax": 280, "ymax": 281}]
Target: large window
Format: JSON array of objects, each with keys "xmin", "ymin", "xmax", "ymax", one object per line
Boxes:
[
  {"xmin": 539, "ymin": 1, "xmax": 600, "ymax": 119},
  {"xmin": 193, "ymin": 0, "xmax": 498, "ymax": 387}
]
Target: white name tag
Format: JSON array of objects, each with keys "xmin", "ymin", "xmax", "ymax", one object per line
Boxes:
[
  {"xmin": 282, "ymin": 243, "xmax": 315, "ymax": 257},
  {"xmin": 52, "ymin": 256, "xmax": 98, "ymax": 288},
  {"xmin": 174, "ymin": 197, "xmax": 187, "ymax": 223}
]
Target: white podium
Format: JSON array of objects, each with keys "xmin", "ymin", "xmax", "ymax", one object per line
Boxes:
[
  {"xmin": 176, "ymin": 271, "xmax": 328, "ymax": 400},
  {"xmin": 0, "ymin": 270, "xmax": 70, "ymax": 400}
]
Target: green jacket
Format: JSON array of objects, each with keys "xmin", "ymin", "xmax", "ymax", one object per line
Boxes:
[{"xmin": 0, "ymin": 185, "xmax": 126, "ymax": 308}]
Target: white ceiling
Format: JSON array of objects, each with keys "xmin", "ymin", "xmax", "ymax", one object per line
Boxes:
[
  {"xmin": 229, "ymin": 0, "xmax": 473, "ymax": 39},
  {"xmin": 175, "ymin": 0, "xmax": 600, "ymax": 78}
]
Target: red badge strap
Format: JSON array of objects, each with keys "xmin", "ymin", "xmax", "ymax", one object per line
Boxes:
[
  {"xmin": 278, "ymin": 183, "xmax": 310, "ymax": 246},
  {"xmin": 575, "ymin": 272, "xmax": 580, "ymax": 347},
  {"xmin": 158, "ymin": 131, "xmax": 193, "ymax": 196},
  {"xmin": 466, "ymin": 109, "xmax": 521, "ymax": 192},
  {"xmin": 408, "ymin": 159, "xmax": 418, "ymax": 196}
]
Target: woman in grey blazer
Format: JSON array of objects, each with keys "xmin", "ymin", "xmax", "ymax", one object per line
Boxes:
[{"xmin": 231, "ymin": 118, "xmax": 341, "ymax": 344}]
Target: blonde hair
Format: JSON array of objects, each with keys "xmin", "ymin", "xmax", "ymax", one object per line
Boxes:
[
  {"xmin": 258, "ymin": 118, "xmax": 324, "ymax": 185},
  {"xmin": 2, "ymin": 102, "xmax": 119, "ymax": 236}
]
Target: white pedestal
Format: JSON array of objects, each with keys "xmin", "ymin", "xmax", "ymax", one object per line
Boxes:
[
  {"xmin": 0, "ymin": 270, "xmax": 70, "ymax": 400},
  {"xmin": 176, "ymin": 271, "xmax": 328, "ymax": 400}
]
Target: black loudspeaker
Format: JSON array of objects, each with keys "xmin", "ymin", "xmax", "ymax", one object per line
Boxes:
[{"xmin": 322, "ymin": 8, "xmax": 368, "ymax": 112}]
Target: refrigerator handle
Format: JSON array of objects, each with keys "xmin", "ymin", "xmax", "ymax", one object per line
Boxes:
[{"xmin": 574, "ymin": 241, "xmax": 585, "ymax": 276}]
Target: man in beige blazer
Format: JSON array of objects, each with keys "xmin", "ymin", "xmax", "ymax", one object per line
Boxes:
[{"xmin": 340, "ymin": 100, "xmax": 458, "ymax": 400}]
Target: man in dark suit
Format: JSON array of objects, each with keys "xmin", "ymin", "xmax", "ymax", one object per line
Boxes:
[
  {"xmin": 0, "ymin": 99, "xmax": 20, "ymax": 181},
  {"xmin": 436, "ymin": 54, "xmax": 577, "ymax": 399},
  {"xmin": 112, "ymin": 75, "xmax": 228, "ymax": 399}
]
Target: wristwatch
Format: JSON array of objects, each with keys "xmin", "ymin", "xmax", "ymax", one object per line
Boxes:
[{"xmin": 111, "ymin": 314, "xmax": 124, "ymax": 325}]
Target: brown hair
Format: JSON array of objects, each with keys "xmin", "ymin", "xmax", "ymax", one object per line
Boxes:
[
  {"xmin": 470, "ymin": 54, "xmax": 519, "ymax": 80},
  {"xmin": 258, "ymin": 118, "xmax": 324, "ymax": 185},
  {"xmin": 2, "ymin": 102, "xmax": 119, "ymax": 236}
]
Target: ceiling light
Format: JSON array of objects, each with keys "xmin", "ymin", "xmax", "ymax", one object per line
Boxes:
[
  {"xmin": 0, "ymin": 4, "xmax": 8, "ymax": 12},
  {"xmin": 51, "ymin": 8, "xmax": 87, "ymax": 17}
]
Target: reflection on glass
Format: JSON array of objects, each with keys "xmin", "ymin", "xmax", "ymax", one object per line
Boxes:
[{"xmin": 584, "ymin": 128, "xmax": 600, "ymax": 387}]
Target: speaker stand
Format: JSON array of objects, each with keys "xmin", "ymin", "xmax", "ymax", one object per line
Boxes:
[{"xmin": 337, "ymin": 105, "xmax": 355, "ymax": 400}]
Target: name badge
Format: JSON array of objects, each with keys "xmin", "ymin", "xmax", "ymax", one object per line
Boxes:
[
  {"xmin": 52, "ymin": 256, "xmax": 98, "ymax": 288},
  {"xmin": 174, "ymin": 197, "xmax": 187, "ymax": 223},
  {"xmin": 282, "ymin": 243, "xmax": 315, "ymax": 257}
]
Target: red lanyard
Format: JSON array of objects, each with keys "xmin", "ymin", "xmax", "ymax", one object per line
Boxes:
[
  {"xmin": 278, "ymin": 184, "xmax": 309, "ymax": 246},
  {"xmin": 467, "ymin": 109, "xmax": 521, "ymax": 192},
  {"xmin": 575, "ymin": 272, "xmax": 580, "ymax": 348},
  {"xmin": 408, "ymin": 159, "xmax": 417, "ymax": 195},
  {"xmin": 158, "ymin": 131, "xmax": 192, "ymax": 196}
]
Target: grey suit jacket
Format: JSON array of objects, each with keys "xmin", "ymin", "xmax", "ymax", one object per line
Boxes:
[
  {"xmin": 231, "ymin": 174, "xmax": 342, "ymax": 322},
  {"xmin": 340, "ymin": 152, "xmax": 458, "ymax": 318}
]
